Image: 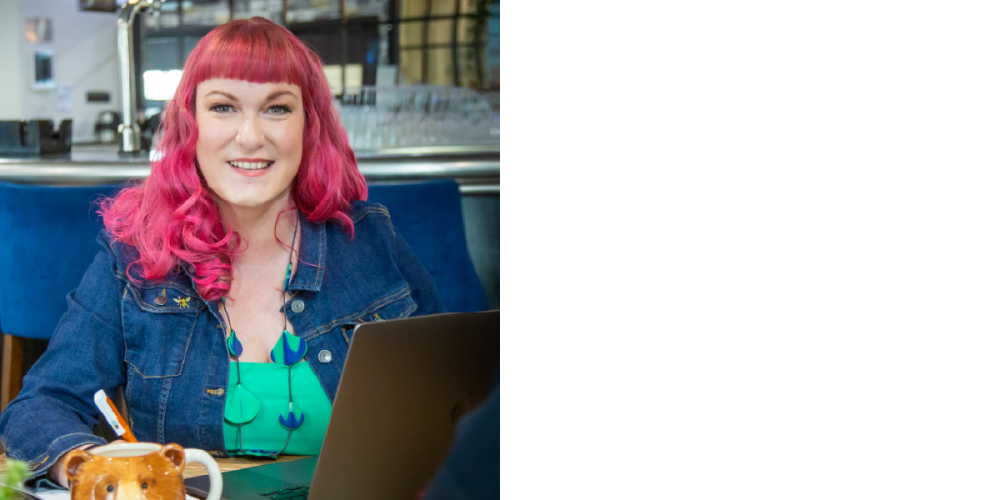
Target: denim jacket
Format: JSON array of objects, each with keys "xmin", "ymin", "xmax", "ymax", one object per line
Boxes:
[{"xmin": 0, "ymin": 201, "xmax": 444, "ymax": 480}]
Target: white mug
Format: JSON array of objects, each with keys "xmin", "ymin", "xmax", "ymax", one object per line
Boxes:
[{"xmin": 82, "ymin": 442, "xmax": 222, "ymax": 500}]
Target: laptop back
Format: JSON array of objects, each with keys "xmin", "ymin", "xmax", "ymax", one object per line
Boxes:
[
  {"xmin": 308, "ymin": 310, "xmax": 500, "ymax": 499},
  {"xmin": 184, "ymin": 311, "xmax": 499, "ymax": 500}
]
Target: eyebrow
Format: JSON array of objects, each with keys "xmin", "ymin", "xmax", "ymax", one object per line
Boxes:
[
  {"xmin": 204, "ymin": 90, "xmax": 237, "ymax": 100},
  {"xmin": 203, "ymin": 90, "xmax": 297, "ymax": 101},
  {"xmin": 266, "ymin": 91, "xmax": 296, "ymax": 100}
]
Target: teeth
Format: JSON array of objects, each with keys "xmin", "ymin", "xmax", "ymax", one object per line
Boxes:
[{"xmin": 228, "ymin": 161, "xmax": 273, "ymax": 170}]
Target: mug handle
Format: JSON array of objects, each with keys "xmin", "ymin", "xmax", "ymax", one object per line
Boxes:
[{"xmin": 184, "ymin": 448, "xmax": 223, "ymax": 500}]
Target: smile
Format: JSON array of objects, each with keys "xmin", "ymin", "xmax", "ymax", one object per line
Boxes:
[{"xmin": 227, "ymin": 161, "xmax": 274, "ymax": 170}]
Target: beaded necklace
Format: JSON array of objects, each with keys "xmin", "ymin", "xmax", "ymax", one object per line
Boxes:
[{"xmin": 220, "ymin": 216, "xmax": 307, "ymax": 457}]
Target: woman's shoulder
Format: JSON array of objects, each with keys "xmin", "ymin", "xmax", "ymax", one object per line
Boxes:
[
  {"xmin": 318, "ymin": 199, "xmax": 398, "ymax": 240},
  {"xmin": 96, "ymin": 229, "xmax": 135, "ymax": 276},
  {"xmin": 97, "ymin": 230, "xmax": 190, "ymax": 288},
  {"xmin": 346, "ymin": 199, "xmax": 393, "ymax": 226}
]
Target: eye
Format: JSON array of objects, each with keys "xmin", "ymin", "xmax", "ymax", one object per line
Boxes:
[
  {"xmin": 267, "ymin": 105, "xmax": 291, "ymax": 114},
  {"xmin": 107, "ymin": 485, "xmax": 114, "ymax": 492},
  {"xmin": 142, "ymin": 482, "xmax": 148, "ymax": 489},
  {"xmin": 209, "ymin": 104, "xmax": 234, "ymax": 113}
]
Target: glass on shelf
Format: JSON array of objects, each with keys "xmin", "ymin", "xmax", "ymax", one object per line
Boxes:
[{"xmin": 335, "ymin": 85, "xmax": 498, "ymax": 151}]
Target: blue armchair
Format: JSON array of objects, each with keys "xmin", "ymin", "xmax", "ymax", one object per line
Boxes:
[
  {"xmin": 368, "ymin": 180, "xmax": 489, "ymax": 313},
  {"xmin": 0, "ymin": 181, "xmax": 122, "ymax": 410}
]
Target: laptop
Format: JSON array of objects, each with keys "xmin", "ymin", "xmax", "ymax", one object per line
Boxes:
[{"xmin": 184, "ymin": 310, "xmax": 500, "ymax": 500}]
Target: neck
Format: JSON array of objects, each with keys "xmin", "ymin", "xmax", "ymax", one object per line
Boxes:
[{"xmin": 214, "ymin": 191, "xmax": 299, "ymax": 258}]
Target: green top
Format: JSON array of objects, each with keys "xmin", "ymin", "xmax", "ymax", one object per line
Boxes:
[{"xmin": 223, "ymin": 360, "xmax": 332, "ymax": 456}]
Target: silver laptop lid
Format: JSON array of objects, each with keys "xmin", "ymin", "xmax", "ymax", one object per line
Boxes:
[{"xmin": 309, "ymin": 310, "xmax": 500, "ymax": 500}]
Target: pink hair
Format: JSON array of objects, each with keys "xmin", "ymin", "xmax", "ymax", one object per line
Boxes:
[{"xmin": 100, "ymin": 17, "xmax": 367, "ymax": 301}]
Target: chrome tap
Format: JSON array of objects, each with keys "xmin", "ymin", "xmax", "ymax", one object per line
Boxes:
[{"xmin": 117, "ymin": 0, "xmax": 161, "ymax": 155}]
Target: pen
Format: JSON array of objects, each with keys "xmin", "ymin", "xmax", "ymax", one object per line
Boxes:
[{"xmin": 94, "ymin": 389, "xmax": 137, "ymax": 442}]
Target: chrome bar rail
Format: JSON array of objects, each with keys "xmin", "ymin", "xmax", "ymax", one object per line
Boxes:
[{"xmin": 0, "ymin": 146, "xmax": 500, "ymax": 194}]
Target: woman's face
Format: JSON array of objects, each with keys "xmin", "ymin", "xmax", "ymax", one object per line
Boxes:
[{"xmin": 194, "ymin": 78, "xmax": 305, "ymax": 213}]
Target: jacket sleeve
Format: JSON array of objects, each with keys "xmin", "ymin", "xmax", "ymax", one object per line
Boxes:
[
  {"xmin": 0, "ymin": 233, "xmax": 125, "ymax": 480},
  {"xmin": 391, "ymin": 231, "xmax": 445, "ymax": 316}
]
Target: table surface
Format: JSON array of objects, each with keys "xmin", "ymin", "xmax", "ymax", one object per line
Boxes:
[{"xmin": 0, "ymin": 453, "xmax": 308, "ymax": 480}]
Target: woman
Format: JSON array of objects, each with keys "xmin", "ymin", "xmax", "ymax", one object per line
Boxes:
[{"xmin": 0, "ymin": 17, "xmax": 443, "ymax": 486}]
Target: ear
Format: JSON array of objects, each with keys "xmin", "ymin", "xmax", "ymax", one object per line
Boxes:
[
  {"xmin": 160, "ymin": 443, "xmax": 186, "ymax": 470},
  {"xmin": 63, "ymin": 450, "xmax": 92, "ymax": 480}
]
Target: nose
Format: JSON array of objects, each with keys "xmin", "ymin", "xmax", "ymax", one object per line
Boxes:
[
  {"xmin": 235, "ymin": 114, "xmax": 264, "ymax": 150},
  {"xmin": 117, "ymin": 480, "xmax": 141, "ymax": 498}
]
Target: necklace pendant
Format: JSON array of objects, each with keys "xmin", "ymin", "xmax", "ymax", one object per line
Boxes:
[
  {"xmin": 270, "ymin": 330, "xmax": 307, "ymax": 365},
  {"xmin": 279, "ymin": 402, "xmax": 305, "ymax": 430},
  {"xmin": 227, "ymin": 331, "xmax": 243, "ymax": 357},
  {"xmin": 223, "ymin": 384, "xmax": 260, "ymax": 424}
]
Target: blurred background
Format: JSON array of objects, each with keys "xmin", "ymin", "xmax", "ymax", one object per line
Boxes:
[{"xmin": 0, "ymin": 0, "xmax": 499, "ymax": 148}]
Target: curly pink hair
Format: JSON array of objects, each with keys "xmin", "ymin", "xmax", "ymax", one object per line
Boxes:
[{"xmin": 100, "ymin": 17, "xmax": 366, "ymax": 301}]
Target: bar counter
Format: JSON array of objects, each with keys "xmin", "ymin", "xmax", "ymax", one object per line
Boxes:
[{"xmin": 0, "ymin": 144, "xmax": 500, "ymax": 194}]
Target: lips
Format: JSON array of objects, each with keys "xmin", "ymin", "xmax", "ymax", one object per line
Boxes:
[
  {"xmin": 227, "ymin": 160, "xmax": 275, "ymax": 178},
  {"xmin": 227, "ymin": 161, "xmax": 274, "ymax": 170}
]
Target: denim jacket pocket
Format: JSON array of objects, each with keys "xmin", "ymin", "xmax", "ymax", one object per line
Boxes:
[
  {"xmin": 121, "ymin": 283, "xmax": 201, "ymax": 378},
  {"xmin": 357, "ymin": 292, "xmax": 417, "ymax": 323},
  {"xmin": 341, "ymin": 290, "xmax": 418, "ymax": 345}
]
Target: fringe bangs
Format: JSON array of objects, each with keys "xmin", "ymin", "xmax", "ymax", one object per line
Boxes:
[{"xmin": 188, "ymin": 22, "xmax": 309, "ymax": 90}]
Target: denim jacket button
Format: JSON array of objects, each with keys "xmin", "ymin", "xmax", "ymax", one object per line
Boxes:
[
  {"xmin": 154, "ymin": 295, "xmax": 167, "ymax": 306},
  {"xmin": 318, "ymin": 350, "xmax": 332, "ymax": 364},
  {"xmin": 291, "ymin": 300, "xmax": 305, "ymax": 313}
]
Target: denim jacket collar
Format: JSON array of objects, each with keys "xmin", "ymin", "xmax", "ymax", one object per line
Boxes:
[
  {"xmin": 117, "ymin": 204, "xmax": 411, "ymax": 325},
  {"xmin": 165, "ymin": 210, "xmax": 326, "ymax": 294},
  {"xmin": 287, "ymin": 211, "xmax": 326, "ymax": 292}
]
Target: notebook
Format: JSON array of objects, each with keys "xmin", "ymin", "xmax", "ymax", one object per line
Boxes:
[{"xmin": 184, "ymin": 310, "xmax": 500, "ymax": 500}]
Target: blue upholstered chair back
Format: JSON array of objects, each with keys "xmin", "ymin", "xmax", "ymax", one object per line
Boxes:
[
  {"xmin": 0, "ymin": 182, "xmax": 123, "ymax": 340},
  {"xmin": 368, "ymin": 180, "xmax": 489, "ymax": 313},
  {"xmin": 0, "ymin": 179, "xmax": 487, "ymax": 341}
]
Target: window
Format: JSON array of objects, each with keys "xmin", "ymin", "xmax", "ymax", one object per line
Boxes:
[
  {"xmin": 396, "ymin": 0, "xmax": 495, "ymax": 87},
  {"xmin": 136, "ymin": 0, "xmax": 496, "ymax": 114}
]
